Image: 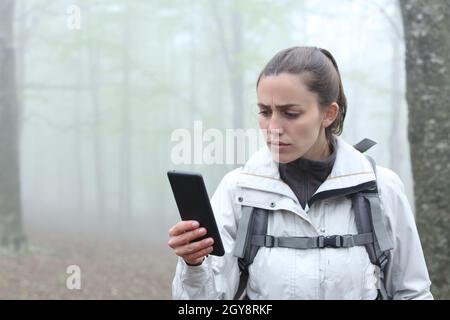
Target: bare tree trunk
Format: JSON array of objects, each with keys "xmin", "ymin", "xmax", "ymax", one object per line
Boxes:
[
  {"xmin": 73, "ymin": 48, "xmax": 84, "ymax": 216},
  {"xmin": 189, "ymin": 1, "xmax": 197, "ymax": 171},
  {"xmin": 15, "ymin": 0, "xmax": 27, "ymax": 135},
  {"xmin": 0, "ymin": 0, "xmax": 26, "ymax": 249},
  {"xmin": 230, "ymin": 5, "xmax": 244, "ymax": 131},
  {"xmin": 119, "ymin": 4, "xmax": 132, "ymax": 221},
  {"xmin": 210, "ymin": 1, "xmax": 245, "ymax": 170},
  {"xmin": 86, "ymin": 19, "xmax": 106, "ymax": 220},
  {"xmin": 399, "ymin": 0, "xmax": 450, "ymax": 299},
  {"xmin": 69, "ymin": 14, "xmax": 85, "ymax": 218},
  {"xmin": 210, "ymin": 1, "xmax": 244, "ymax": 129}
]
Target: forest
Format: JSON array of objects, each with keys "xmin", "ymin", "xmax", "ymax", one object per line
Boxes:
[{"xmin": 0, "ymin": 0, "xmax": 448, "ymax": 299}]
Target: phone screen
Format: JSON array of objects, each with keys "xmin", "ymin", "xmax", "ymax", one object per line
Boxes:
[{"xmin": 167, "ymin": 170, "xmax": 225, "ymax": 256}]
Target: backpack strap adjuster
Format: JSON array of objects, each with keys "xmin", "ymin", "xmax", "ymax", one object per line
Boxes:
[
  {"xmin": 264, "ymin": 235, "xmax": 276, "ymax": 247},
  {"xmin": 377, "ymin": 254, "xmax": 389, "ymax": 270}
]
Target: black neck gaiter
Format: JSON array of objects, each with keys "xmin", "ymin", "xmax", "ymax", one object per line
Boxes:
[{"xmin": 278, "ymin": 138, "xmax": 337, "ymax": 210}]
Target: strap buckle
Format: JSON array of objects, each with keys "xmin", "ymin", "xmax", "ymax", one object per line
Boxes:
[{"xmin": 318, "ymin": 235, "xmax": 343, "ymax": 248}]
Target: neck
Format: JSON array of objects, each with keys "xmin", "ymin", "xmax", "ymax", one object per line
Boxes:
[{"xmin": 302, "ymin": 131, "xmax": 331, "ymax": 161}]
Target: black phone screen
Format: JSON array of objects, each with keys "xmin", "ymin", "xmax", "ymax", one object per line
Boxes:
[{"xmin": 167, "ymin": 170, "xmax": 225, "ymax": 256}]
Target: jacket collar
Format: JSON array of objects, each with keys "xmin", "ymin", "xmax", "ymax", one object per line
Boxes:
[{"xmin": 237, "ymin": 135, "xmax": 376, "ymax": 202}]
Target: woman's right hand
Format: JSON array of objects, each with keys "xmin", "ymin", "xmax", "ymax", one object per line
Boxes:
[{"xmin": 168, "ymin": 220, "xmax": 215, "ymax": 266}]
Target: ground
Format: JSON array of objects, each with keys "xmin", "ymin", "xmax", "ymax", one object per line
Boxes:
[{"xmin": 0, "ymin": 228, "xmax": 177, "ymax": 299}]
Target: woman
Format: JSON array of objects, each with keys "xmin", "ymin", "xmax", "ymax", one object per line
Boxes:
[{"xmin": 168, "ymin": 46, "xmax": 433, "ymax": 299}]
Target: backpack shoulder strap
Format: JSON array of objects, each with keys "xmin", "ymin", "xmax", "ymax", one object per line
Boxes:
[
  {"xmin": 364, "ymin": 155, "xmax": 394, "ymax": 253},
  {"xmin": 352, "ymin": 154, "xmax": 394, "ymax": 299},
  {"xmin": 233, "ymin": 206, "xmax": 269, "ymax": 300},
  {"xmin": 233, "ymin": 206, "xmax": 254, "ymax": 259}
]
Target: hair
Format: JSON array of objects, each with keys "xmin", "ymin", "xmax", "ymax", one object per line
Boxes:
[{"xmin": 256, "ymin": 46, "xmax": 347, "ymax": 142}]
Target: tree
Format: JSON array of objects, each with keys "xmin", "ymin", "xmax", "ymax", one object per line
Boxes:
[
  {"xmin": 86, "ymin": 7, "xmax": 106, "ymax": 219},
  {"xmin": 210, "ymin": 0, "xmax": 244, "ymax": 131},
  {"xmin": 399, "ymin": 0, "xmax": 450, "ymax": 299},
  {"xmin": 118, "ymin": 3, "xmax": 132, "ymax": 220},
  {"xmin": 0, "ymin": 0, "xmax": 26, "ymax": 249}
]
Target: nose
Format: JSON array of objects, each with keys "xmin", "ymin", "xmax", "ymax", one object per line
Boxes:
[{"xmin": 268, "ymin": 113, "xmax": 284, "ymax": 137}]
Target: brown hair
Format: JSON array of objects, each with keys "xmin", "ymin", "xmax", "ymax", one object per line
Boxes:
[{"xmin": 256, "ymin": 46, "xmax": 347, "ymax": 142}]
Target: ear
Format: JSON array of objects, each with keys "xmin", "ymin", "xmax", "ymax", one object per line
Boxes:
[{"xmin": 322, "ymin": 102, "xmax": 339, "ymax": 128}]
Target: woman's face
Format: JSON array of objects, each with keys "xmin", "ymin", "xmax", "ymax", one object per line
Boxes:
[{"xmin": 257, "ymin": 73, "xmax": 333, "ymax": 163}]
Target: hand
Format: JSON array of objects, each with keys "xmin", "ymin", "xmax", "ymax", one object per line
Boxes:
[{"xmin": 168, "ymin": 220, "xmax": 214, "ymax": 266}]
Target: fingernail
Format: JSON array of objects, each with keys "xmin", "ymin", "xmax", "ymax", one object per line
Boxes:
[{"xmin": 191, "ymin": 221, "xmax": 199, "ymax": 228}]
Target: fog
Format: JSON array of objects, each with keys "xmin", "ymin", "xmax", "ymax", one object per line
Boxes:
[{"xmin": 3, "ymin": 0, "xmax": 415, "ymax": 298}]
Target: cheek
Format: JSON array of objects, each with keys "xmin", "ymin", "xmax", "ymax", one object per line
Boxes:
[
  {"xmin": 290, "ymin": 115, "xmax": 322, "ymax": 139},
  {"xmin": 258, "ymin": 117, "xmax": 268, "ymax": 130}
]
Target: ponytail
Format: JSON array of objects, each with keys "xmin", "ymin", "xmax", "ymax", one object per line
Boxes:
[{"xmin": 318, "ymin": 48, "xmax": 347, "ymax": 138}]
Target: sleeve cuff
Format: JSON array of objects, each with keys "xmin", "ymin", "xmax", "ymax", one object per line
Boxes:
[{"xmin": 180, "ymin": 256, "xmax": 212, "ymax": 285}]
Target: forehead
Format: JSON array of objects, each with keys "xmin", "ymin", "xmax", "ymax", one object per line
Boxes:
[{"xmin": 257, "ymin": 73, "xmax": 317, "ymax": 104}]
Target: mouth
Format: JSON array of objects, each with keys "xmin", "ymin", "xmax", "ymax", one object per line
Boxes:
[{"xmin": 268, "ymin": 141, "xmax": 291, "ymax": 146}]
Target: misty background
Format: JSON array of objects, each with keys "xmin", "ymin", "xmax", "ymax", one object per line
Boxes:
[
  {"xmin": 20, "ymin": 0, "xmax": 411, "ymax": 242},
  {"xmin": 0, "ymin": 0, "xmax": 448, "ymax": 299}
]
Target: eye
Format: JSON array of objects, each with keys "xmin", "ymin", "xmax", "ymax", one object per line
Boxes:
[
  {"xmin": 258, "ymin": 110, "xmax": 271, "ymax": 117},
  {"xmin": 284, "ymin": 112, "xmax": 299, "ymax": 119}
]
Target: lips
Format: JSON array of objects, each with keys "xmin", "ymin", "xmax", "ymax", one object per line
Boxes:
[{"xmin": 268, "ymin": 141, "xmax": 290, "ymax": 146}]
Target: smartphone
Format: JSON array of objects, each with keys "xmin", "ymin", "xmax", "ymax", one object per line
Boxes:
[{"xmin": 167, "ymin": 170, "xmax": 225, "ymax": 256}]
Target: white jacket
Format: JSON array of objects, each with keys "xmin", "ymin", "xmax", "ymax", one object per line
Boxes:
[{"xmin": 172, "ymin": 136, "xmax": 433, "ymax": 300}]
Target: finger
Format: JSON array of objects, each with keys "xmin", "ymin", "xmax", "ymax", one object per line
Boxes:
[
  {"xmin": 184, "ymin": 246, "xmax": 214, "ymax": 262},
  {"xmin": 174, "ymin": 237, "xmax": 212, "ymax": 256},
  {"xmin": 174, "ymin": 237, "xmax": 214, "ymax": 257},
  {"xmin": 168, "ymin": 227, "xmax": 207, "ymax": 248},
  {"xmin": 168, "ymin": 220, "xmax": 199, "ymax": 237}
]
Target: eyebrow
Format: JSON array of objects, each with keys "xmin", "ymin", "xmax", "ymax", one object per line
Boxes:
[{"xmin": 257, "ymin": 103, "xmax": 303, "ymax": 109}]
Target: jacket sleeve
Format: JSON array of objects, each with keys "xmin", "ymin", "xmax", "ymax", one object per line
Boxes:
[
  {"xmin": 377, "ymin": 167, "xmax": 433, "ymax": 300},
  {"xmin": 172, "ymin": 169, "xmax": 242, "ymax": 300}
]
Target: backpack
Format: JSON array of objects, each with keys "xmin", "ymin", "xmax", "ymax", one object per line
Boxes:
[{"xmin": 232, "ymin": 138, "xmax": 394, "ymax": 300}]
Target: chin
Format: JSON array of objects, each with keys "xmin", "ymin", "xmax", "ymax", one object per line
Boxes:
[{"xmin": 270, "ymin": 152, "xmax": 301, "ymax": 164}]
